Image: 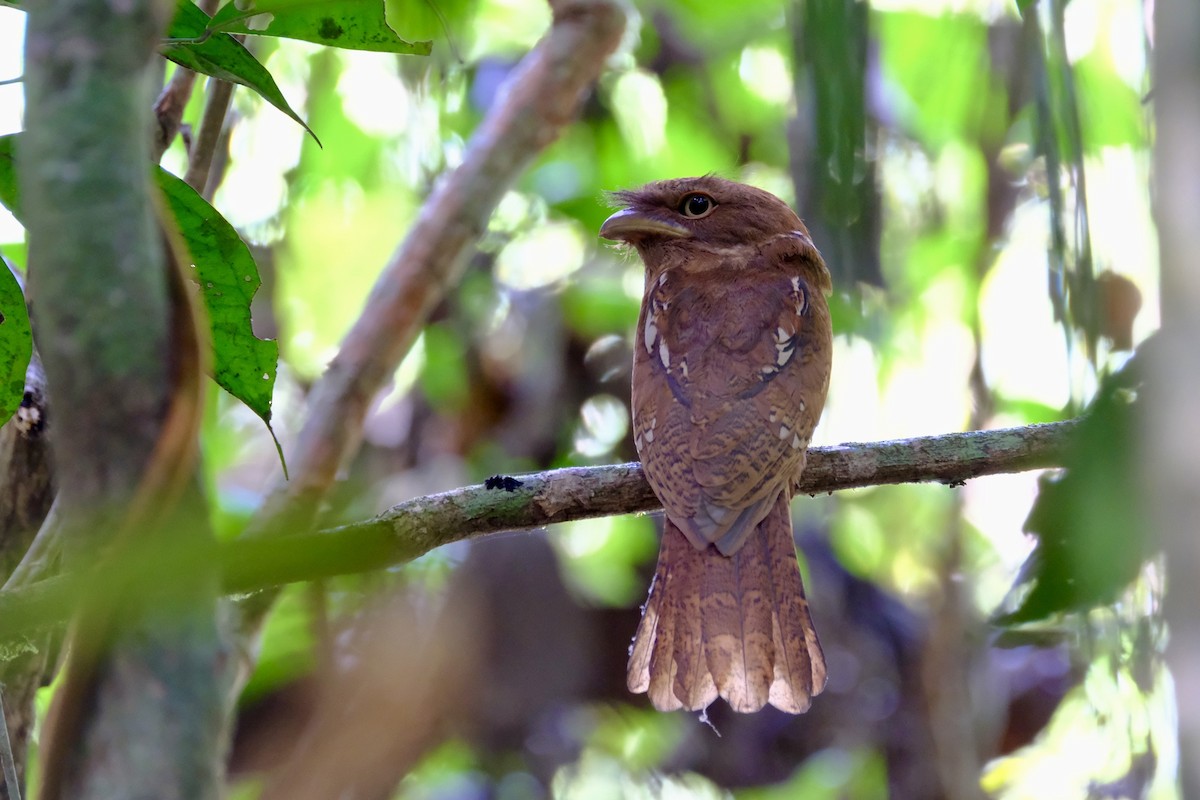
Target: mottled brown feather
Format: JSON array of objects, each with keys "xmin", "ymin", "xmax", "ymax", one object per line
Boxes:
[
  {"xmin": 604, "ymin": 176, "xmax": 833, "ymax": 714},
  {"xmin": 701, "ymin": 508, "xmax": 776, "ymax": 712},
  {"xmin": 668, "ymin": 520, "xmax": 719, "ymax": 709},
  {"xmin": 760, "ymin": 495, "xmax": 825, "ymax": 712},
  {"xmin": 645, "ymin": 524, "xmax": 681, "ymax": 711}
]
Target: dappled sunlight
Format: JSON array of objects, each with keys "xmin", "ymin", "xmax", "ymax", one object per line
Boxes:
[
  {"xmin": 963, "ymin": 470, "xmax": 1041, "ymax": 611},
  {"xmin": 279, "ymin": 180, "xmax": 418, "ymax": 375},
  {"xmin": 980, "ymin": 203, "xmax": 1072, "ymax": 409},
  {"xmin": 738, "ymin": 44, "xmax": 792, "ymax": 107},
  {"xmin": 495, "ymin": 219, "xmax": 587, "ymax": 290},
  {"xmin": 610, "ymin": 70, "xmax": 667, "ymax": 162},
  {"xmin": 0, "ymin": 9, "xmax": 22, "ymax": 138},
  {"xmin": 1085, "ymin": 146, "xmax": 1160, "ymax": 341},
  {"xmin": 554, "ymin": 514, "xmax": 655, "ymax": 606},
  {"xmin": 468, "ymin": 0, "xmax": 552, "ymax": 60},
  {"xmin": 815, "ymin": 335, "xmax": 883, "ymax": 446},
  {"xmin": 338, "ymin": 52, "xmax": 413, "ymax": 138},
  {"xmin": 983, "ymin": 656, "xmax": 1177, "ymax": 799},
  {"xmin": 573, "ymin": 393, "xmax": 629, "ymax": 458},
  {"xmin": 0, "ymin": 10, "xmax": 23, "ymax": 248}
]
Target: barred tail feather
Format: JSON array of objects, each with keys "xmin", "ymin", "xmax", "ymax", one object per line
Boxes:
[{"xmin": 627, "ymin": 498, "xmax": 825, "ymax": 714}]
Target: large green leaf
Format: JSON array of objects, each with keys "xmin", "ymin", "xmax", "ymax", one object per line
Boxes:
[
  {"xmin": 164, "ymin": 0, "xmax": 317, "ymax": 142},
  {"xmin": 0, "ymin": 250, "xmax": 32, "ymax": 428},
  {"xmin": 4, "ymin": 0, "xmax": 317, "ymax": 140},
  {"xmin": 0, "ymin": 135, "xmax": 280, "ymax": 440},
  {"xmin": 209, "ymin": 0, "xmax": 432, "ymax": 54},
  {"xmin": 156, "ymin": 169, "xmax": 279, "ymax": 433},
  {"xmin": 995, "ymin": 345, "xmax": 1150, "ymax": 624},
  {"xmin": 1074, "ymin": 52, "xmax": 1145, "ymax": 152}
]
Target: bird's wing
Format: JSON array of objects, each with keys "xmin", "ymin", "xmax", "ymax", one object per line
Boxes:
[{"xmin": 632, "ymin": 233, "xmax": 832, "ymax": 555}]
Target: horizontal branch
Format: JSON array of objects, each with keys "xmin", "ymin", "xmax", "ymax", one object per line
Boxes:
[
  {"xmin": 0, "ymin": 421, "xmax": 1076, "ymax": 642},
  {"xmin": 224, "ymin": 419, "xmax": 1076, "ymax": 588}
]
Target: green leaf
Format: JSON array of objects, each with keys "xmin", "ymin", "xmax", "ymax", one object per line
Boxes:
[
  {"xmin": 996, "ymin": 346, "xmax": 1150, "ymax": 624},
  {"xmin": 155, "ymin": 170, "xmax": 280, "ymax": 435},
  {"xmin": 876, "ymin": 11, "xmax": 993, "ymax": 147},
  {"xmin": 4, "ymin": 1, "xmax": 318, "ymax": 139},
  {"xmin": 209, "ymin": 0, "xmax": 432, "ymax": 55},
  {"xmin": 1074, "ymin": 52, "xmax": 1145, "ymax": 152},
  {"xmin": 163, "ymin": 0, "xmax": 318, "ymax": 142},
  {"xmin": 0, "ymin": 135, "xmax": 280, "ymax": 443},
  {"xmin": 0, "ymin": 250, "xmax": 32, "ymax": 427},
  {"xmin": 0, "ymin": 135, "xmax": 18, "ymax": 214}
]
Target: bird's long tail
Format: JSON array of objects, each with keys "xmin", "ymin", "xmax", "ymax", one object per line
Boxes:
[{"xmin": 627, "ymin": 494, "xmax": 826, "ymax": 713}]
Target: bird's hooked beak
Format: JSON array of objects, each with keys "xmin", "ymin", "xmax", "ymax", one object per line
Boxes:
[{"xmin": 599, "ymin": 207, "xmax": 692, "ymax": 242}]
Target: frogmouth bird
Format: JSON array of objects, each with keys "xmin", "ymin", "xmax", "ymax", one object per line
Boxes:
[{"xmin": 600, "ymin": 176, "xmax": 833, "ymax": 714}]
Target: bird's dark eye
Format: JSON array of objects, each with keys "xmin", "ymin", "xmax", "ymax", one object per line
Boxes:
[{"xmin": 678, "ymin": 193, "xmax": 715, "ymax": 218}]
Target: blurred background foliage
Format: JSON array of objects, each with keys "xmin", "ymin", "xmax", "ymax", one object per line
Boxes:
[{"xmin": 0, "ymin": 0, "xmax": 1169, "ymax": 796}]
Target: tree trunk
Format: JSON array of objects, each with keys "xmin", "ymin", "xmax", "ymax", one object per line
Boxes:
[{"xmin": 18, "ymin": 0, "xmax": 229, "ymax": 796}]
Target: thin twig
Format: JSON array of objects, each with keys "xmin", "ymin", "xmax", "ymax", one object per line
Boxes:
[
  {"xmin": 151, "ymin": 0, "xmax": 219, "ymax": 163},
  {"xmin": 0, "ymin": 687, "xmax": 19, "ymax": 800},
  {"xmin": 152, "ymin": 67, "xmax": 199, "ymax": 164},
  {"xmin": 184, "ymin": 77, "xmax": 234, "ymax": 197}
]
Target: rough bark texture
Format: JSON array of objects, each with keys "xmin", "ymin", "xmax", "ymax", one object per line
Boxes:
[
  {"xmin": 19, "ymin": 0, "xmax": 226, "ymax": 797},
  {"xmin": 286, "ymin": 420, "xmax": 1075, "ymax": 587},
  {"xmin": 0, "ymin": 419, "xmax": 1076, "ymax": 644},
  {"xmin": 1149, "ymin": 0, "xmax": 1200, "ymax": 790},
  {"xmin": 0, "ymin": 349, "xmax": 54, "ymax": 800}
]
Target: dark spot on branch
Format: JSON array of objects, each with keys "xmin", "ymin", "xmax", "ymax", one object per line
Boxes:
[{"xmin": 485, "ymin": 475, "xmax": 523, "ymax": 492}]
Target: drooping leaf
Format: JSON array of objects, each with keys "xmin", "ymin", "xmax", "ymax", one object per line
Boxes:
[
  {"xmin": 155, "ymin": 169, "xmax": 280, "ymax": 436},
  {"xmin": 208, "ymin": 0, "xmax": 432, "ymax": 55},
  {"xmin": 0, "ymin": 136, "xmax": 279, "ymax": 428},
  {"xmin": 163, "ymin": 0, "xmax": 318, "ymax": 142},
  {"xmin": 995, "ymin": 341, "xmax": 1153, "ymax": 624},
  {"xmin": 3, "ymin": 1, "xmax": 317, "ymax": 141},
  {"xmin": 0, "ymin": 250, "xmax": 32, "ymax": 427}
]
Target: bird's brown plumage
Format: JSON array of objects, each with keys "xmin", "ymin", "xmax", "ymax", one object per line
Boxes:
[{"xmin": 600, "ymin": 176, "xmax": 833, "ymax": 714}]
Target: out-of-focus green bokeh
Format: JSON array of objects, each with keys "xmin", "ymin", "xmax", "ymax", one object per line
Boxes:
[{"xmin": 0, "ymin": 0, "xmax": 1169, "ymax": 795}]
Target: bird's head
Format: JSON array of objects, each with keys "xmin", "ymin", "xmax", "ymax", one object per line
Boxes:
[
  {"xmin": 600, "ymin": 176, "xmax": 830, "ymax": 292},
  {"xmin": 600, "ymin": 176, "xmax": 805, "ymax": 249}
]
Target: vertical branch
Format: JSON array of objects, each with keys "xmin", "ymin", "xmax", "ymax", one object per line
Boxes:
[
  {"xmin": 152, "ymin": 66, "xmax": 199, "ymax": 164},
  {"xmin": 19, "ymin": 0, "xmax": 227, "ymax": 796},
  {"xmin": 1149, "ymin": 0, "xmax": 1200, "ymax": 791},
  {"xmin": 243, "ymin": 0, "xmax": 625, "ymax": 546},
  {"xmin": 184, "ymin": 77, "xmax": 235, "ymax": 197},
  {"xmin": 0, "ymin": 343, "xmax": 53, "ymax": 800},
  {"xmin": 151, "ymin": 0, "xmax": 219, "ymax": 163}
]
